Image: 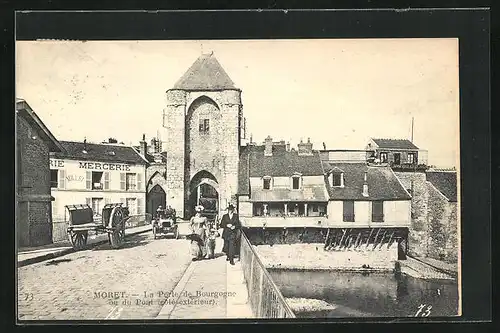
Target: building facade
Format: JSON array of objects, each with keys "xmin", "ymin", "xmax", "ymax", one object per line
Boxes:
[
  {"xmin": 49, "ymin": 140, "xmax": 148, "ymax": 221},
  {"xmin": 366, "ymin": 138, "xmax": 428, "ymax": 171},
  {"xmin": 237, "ymin": 138, "xmax": 412, "ymax": 258},
  {"xmin": 16, "ymin": 99, "xmax": 64, "ymax": 247},
  {"xmin": 161, "ymin": 53, "xmax": 245, "ymax": 219}
]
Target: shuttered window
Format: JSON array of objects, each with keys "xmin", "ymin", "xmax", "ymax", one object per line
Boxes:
[
  {"xmin": 104, "ymin": 172, "xmax": 110, "ymax": 190},
  {"xmin": 86, "ymin": 171, "xmax": 92, "ymax": 190},
  {"xmin": 138, "ymin": 198, "xmax": 144, "ymax": 214},
  {"xmin": 58, "ymin": 170, "xmax": 66, "ymax": 189},
  {"xmin": 120, "ymin": 173, "xmax": 126, "ymax": 190},
  {"xmin": 372, "ymin": 201, "xmax": 384, "ymax": 222},
  {"xmin": 343, "ymin": 201, "xmax": 355, "ymax": 222},
  {"xmin": 137, "ymin": 173, "xmax": 143, "ymax": 191}
]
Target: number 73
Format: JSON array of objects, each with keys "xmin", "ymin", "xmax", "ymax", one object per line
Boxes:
[{"xmin": 415, "ymin": 304, "xmax": 432, "ymax": 317}]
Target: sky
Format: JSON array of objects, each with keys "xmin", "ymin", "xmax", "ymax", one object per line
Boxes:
[{"xmin": 16, "ymin": 39, "xmax": 459, "ymax": 168}]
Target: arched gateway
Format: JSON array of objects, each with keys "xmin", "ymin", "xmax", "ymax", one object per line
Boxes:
[
  {"xmin": 187, "ymin": 171, "xmax": 219, "ymax": 221},
  {"xmin": 147, "ymin": 184, "xmax": 166, "ymax": 215},
  {"xmin": 161, "ymin": 53, "xmax": 243, "ymax": 219}
]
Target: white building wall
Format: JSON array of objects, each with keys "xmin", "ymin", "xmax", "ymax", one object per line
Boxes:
[
  {"xmin": 355, "ymin": 201, "xmax": 371, "ymax": 223},
  {"xmin": 50, "ymin": 158, "xmax": 147, "ymax": 220},
  {"xmin": 326, "ymin": 200, "xmax": 411, "ymax": 227}
]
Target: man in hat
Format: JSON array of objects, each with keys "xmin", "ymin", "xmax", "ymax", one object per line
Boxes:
[
  {"xmin": 156, "ymin": 205, "xmax": 165, "ymax": 219},
  {"xmin": 219, "ymin": 203, "xmax": 241, "ymax": 265}
]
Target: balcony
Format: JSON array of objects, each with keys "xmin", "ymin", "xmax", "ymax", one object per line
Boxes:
[{"xmin": 389, "ymin": 163, "xmax": 428, "ymax": 172}]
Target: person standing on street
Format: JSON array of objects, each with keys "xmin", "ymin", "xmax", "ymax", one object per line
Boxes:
[{"xmin": 219, "ymin": 204, "xmax": 241, "ymax": 265}]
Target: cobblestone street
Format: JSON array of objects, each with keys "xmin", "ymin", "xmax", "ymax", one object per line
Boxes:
[{"xmin": 18, "ymin": 232, "xmax": 193, "ymax": 320}]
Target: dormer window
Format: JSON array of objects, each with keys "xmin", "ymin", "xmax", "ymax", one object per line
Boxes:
[
  {"xmin": 329, "ymin": 171, "xmax": 344, "ymax": 187},
  {"xmin": 291, "ymin": 173, "xmax": 302, "ymax": 190},
  {"xmin": 263, "ymin": 176, "xmax": 272, "ymax": 190}
]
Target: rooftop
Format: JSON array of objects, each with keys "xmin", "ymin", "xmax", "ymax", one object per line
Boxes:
[
  {"xmin": 173, "ymin": 53, "xmax": 238, "ymax": 91},
  {"xmin": 370, "ymin": 138, "xmax": 419, "ymax": 150},
  {"xmin": 322, "ymin": 162, "xmax": 412, "ymax": 201},
  {"xmin": 52, "ymin": 141, "xmax": 147, "ymax": 165},
  {"xmin": 426, "ymin": 170, "xmax": 458, "ymax": 202},
  {"xmin": 16, "ymin": 99, "xmax": 63, "ymax": 152}
]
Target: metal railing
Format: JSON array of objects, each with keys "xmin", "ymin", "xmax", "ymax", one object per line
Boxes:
[{"xmin": 239, "ymin": 231, "xmax": 296, "ymax": 318}]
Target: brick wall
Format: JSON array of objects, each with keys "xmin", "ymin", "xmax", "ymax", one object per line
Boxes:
[{"xmin": 17, "ymin": 115, "xmax": 53, "ymax": 247}]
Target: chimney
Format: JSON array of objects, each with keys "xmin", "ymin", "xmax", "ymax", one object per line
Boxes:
[
  {"xmin": 298, "ymin": 137, "xmax": 313, "ymax": 156},
  {"xmin": 140, "ymin": 134, "xmax": 147, "ymax": 157},
  {"xmin": 264, "ymin": 135, "xmax": 273, "ymax": 156},
  {"xmin": 286, "ymin": 141, "xmax": 290, "ymax": 151},
  {"xmin": 362, "ymin": 171, "xmax": 369, "ymax": 197}
]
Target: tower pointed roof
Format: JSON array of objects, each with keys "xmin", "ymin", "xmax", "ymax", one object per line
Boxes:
[{"xmin": 173, "ymin": 53, "xmax": 237, "ymax": 91}]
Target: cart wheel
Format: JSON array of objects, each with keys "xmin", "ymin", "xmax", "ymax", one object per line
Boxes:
[
  {"xmin": 68, "ymin": 230, "xmax": 88, "ymax": 250},
  {"xmin": 174, "ymin": 226, "xmax": 179, "ymax": 239},
  {"xmin": 109, "ymin": 206, "xmax": 125, "ymax": 249},
  {"xmin": 153, "ymin": 226, "xmax": 157, "ymax": 239}
]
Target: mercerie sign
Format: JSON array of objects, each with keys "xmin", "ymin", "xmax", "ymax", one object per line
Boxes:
[{"xmin": 50, "ymin": 159, "xmax": 132, "ymax": 171}]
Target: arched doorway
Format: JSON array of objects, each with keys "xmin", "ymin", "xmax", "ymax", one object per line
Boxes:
[
  {"xmin": 147, "ymin": 185, "xmax": 166, "ymax": 215},
  {"xmin": 187, "ymin": 171, "xmax": 219, "ymax": 221}
]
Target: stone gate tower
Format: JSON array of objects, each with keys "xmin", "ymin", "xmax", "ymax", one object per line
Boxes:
[{"xmin": 162, "ymin": 53, "xmax": 243, "ymax": 219}]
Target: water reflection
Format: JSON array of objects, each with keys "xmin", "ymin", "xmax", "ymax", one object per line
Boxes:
[{"xmin": 268, "ymin": 269, "xmax": 459, "ymax": 318}]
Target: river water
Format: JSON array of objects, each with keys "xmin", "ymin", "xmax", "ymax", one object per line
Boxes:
[{"xmin": 268, "ymin": 269, "xmax": 459, "ymax": 318}]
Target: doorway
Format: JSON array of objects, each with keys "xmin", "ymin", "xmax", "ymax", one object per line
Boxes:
[
  {"xmin": 147, "ymin": 185, "xmax": 166, "ymax": 215},
  {"xmin": 394, "ymin": 153, "xmax": 401, "ymax": 165}
]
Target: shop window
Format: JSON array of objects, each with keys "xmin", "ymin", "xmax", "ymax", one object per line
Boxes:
[{"xmin": 91, "ymin": 198, "xmax": 103, "ymax": 216}]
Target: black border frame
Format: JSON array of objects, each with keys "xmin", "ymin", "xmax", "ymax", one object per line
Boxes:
[{"xmin": 1, "ymin": 4, "xmax": 491, "ymax": 329}]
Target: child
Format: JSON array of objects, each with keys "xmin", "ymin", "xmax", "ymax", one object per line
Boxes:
[{"xmin": 205, "ymin": 222, "xmax": 219, "ymax": 259}]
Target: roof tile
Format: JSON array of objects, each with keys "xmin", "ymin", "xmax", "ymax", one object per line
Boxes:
[
  {"xmin": 52, "ymin": 141, "xmax": 147, "ymax": 165},
  {"xmin": 372, "ymin": 138, "xmax": 419, "ymax": 150},
  {"xmin": 323, "ymin": 162, "xmax": 411, "ymax": 201},
  {"xmin": 173, "ymin": 53, "xmax": 237, "ymax": 91},
  {"xmin": 426, "ymin": 171, "xmax": 458, "ymax": 202}
]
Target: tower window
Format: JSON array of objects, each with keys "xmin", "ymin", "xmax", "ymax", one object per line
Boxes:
[{"xmin": 199, "ymin": 118, "xmax": 210, "ymax": 133}]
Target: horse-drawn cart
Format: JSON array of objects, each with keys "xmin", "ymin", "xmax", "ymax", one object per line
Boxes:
[{"xmin": 65, "ymin": 203, "xmax": 126, "ymax": 250}]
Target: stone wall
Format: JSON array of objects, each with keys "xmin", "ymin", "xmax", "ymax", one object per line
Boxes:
[
  {"xmin": 394, "ymin": 171, "xmax": 429, "ymax": 258},
  {"xmin": 427, "ymin": 183, "xmax": 458, "ymax": 263},
  {"xmin": 163, "ymin": 90, "xmax": 186, "ymax": 218},
  {"xmin": 162, "ymin": 89, "xmax": 241, "ymax": 219},
  {"xmin": 17, "ymin": 115, "xmax": 53, "ymax": 247},
  {"xmin": 394, "ymin": 171, "xmax": 458, "ymax": 264}
]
